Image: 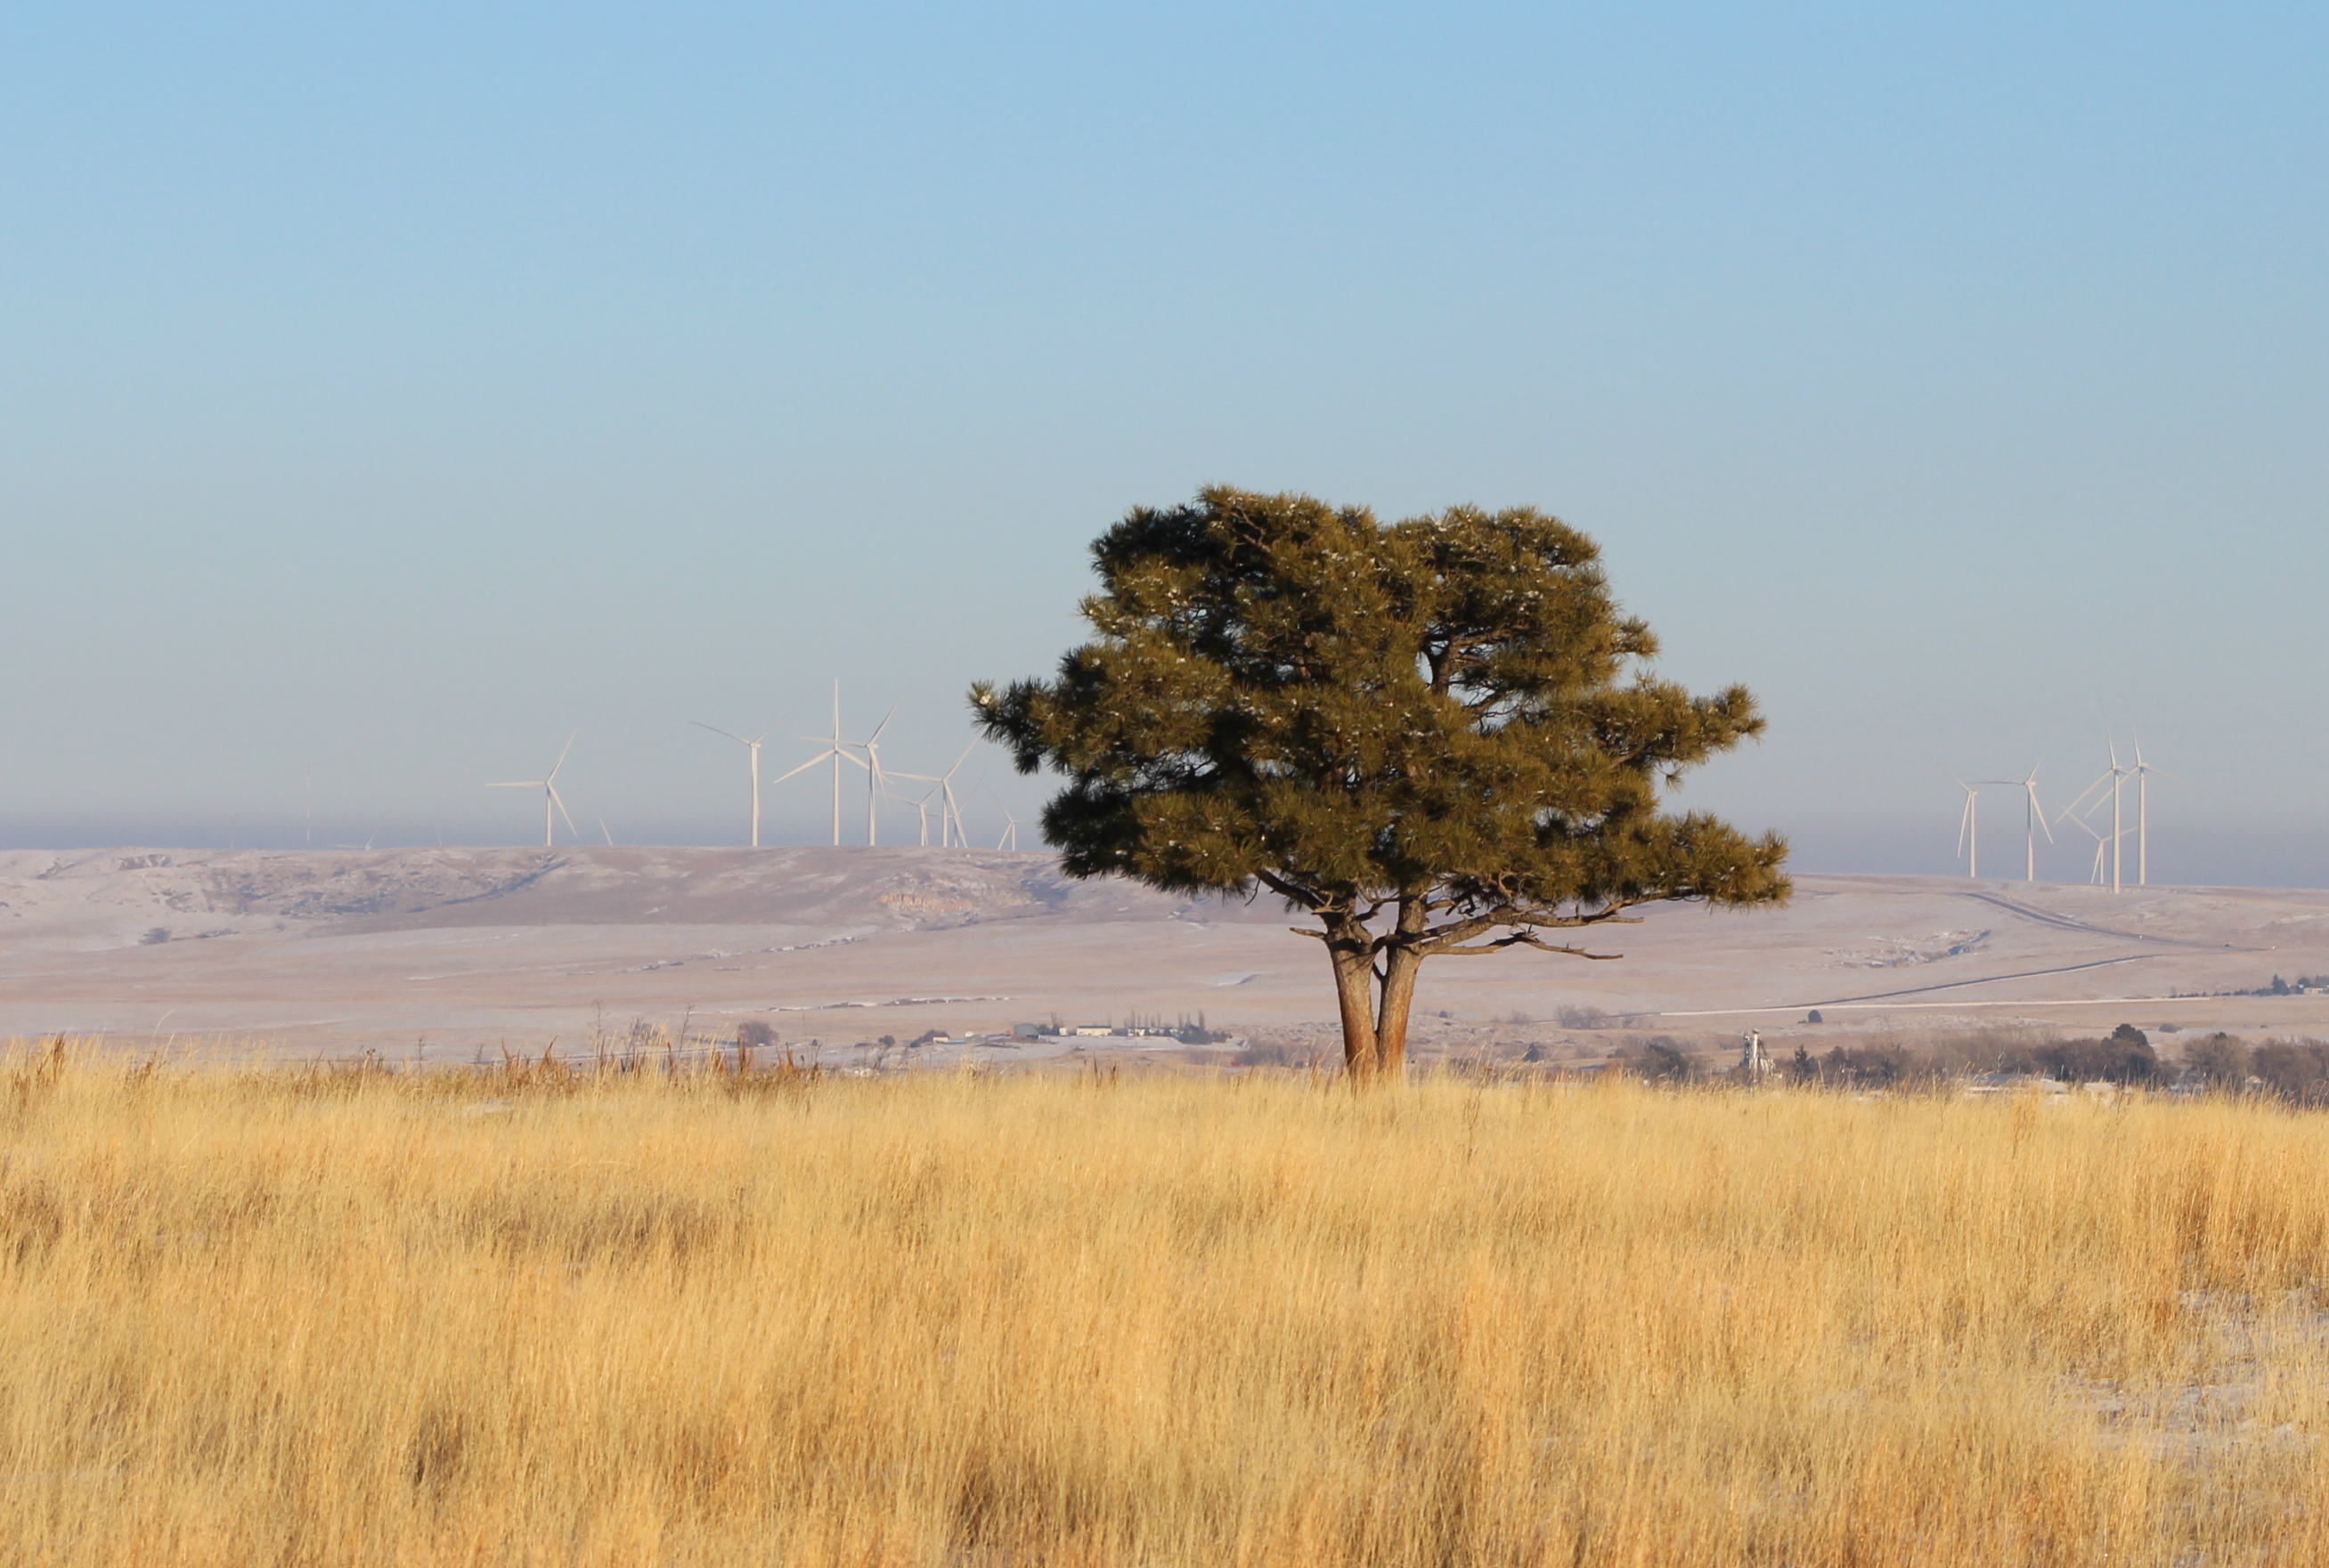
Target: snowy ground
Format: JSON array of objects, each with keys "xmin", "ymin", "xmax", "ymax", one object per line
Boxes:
[{"xmin": 2, "ymin": 846, "xmax": 2326, "ymax": 1064}]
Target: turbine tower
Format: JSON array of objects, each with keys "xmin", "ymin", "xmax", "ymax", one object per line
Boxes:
[
  {"xmin": 2062, "ymin": 737, "xmax": 2135, "ymax": 894},
  {"xmin": 2104, "ymin": 736, "xmax": 2129, "ymax": 894},
  {"xmin": 692, "ymin": 721, "xmax": 772, "ymax": 848},
  {"xmin": 1953, "ymin": 777, "xmax": 1986, "ymax": 879},
  {"xmin": 772, "ymin": 683, "xmax": 867, "ymax": 847},
  {"xmin": 2062, "ymin": 808, "xmax": 2111, "ymax": 885},
  {"xmin": 980, "ymin": 782, "xmax": 1023, "ymax": 851},
  {"xmin": 1998, "ymin": 764, "xmax": 2052, "ymax": 881},
  {"xmin": 2130, "ymin": 735, "xmax": 2164, "ymax": 886},
  {"xmin": 848, "ymin": 702, "xmax": 901, "ymax": 846},
  {"xmin": 489, "ymin": 733, "xmax": 579, "ymax": 849}
]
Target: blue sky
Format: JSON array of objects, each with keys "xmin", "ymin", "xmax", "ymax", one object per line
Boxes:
[{"xmin": 4, "ymin": 4, "xmax": 2324, "ymax": 881}]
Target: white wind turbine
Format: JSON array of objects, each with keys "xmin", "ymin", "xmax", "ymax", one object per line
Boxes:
[
  {"xmin": 2063, "ymin": 735, "xmax": 2134, "ymax": 894},
  {"xmin": 884, "ymin": 773, "xmax": 946, "ymax": 845},
  {"xmin": 978, "ymin": 782, "xmax": 1023, "ymax": 851},
  {"xmin": 489, "ymin": 733, "xmax": 579, "ymax": 849},
  {"xmin": 837, "ymin": 701, "xmax": 902, "ymax": 846},
  {"xmin": 934, "ymin": 743, "xmax": 974, "ymax": 846},
  {"xmin": 2130, "ymin": 734, "xmax": 2164, "ymax": 886},
  {"xmin": 771, "ymin": 683, "xmax": 867, "ymax": 847},
  {"xmin": 874, "ymin": 760, "xmax": 945, "ymax": 846},
  {"xmin": 1995, "ymin": 763, "xmax": 2052, "ymax": 881},
  {"xmin": 692, "ymin": 721, "xmax": 773, "ymax": 848},
  {"xmin": 2061, "ymin": 806, "xmax": 2112, "ymax": 885},
  {"xmin": 1952, "ymin": 776, "xmax": 1988, "ymax": 879}
]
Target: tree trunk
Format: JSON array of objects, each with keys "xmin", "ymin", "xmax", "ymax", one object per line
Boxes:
[
  {"xmin": 1323, "ymin": 914, "xmax": 1381, "ymax": 1079},
  {"xmin": 1372, "ymin": 897, "xmax": 1429, "ymax": 1078}
]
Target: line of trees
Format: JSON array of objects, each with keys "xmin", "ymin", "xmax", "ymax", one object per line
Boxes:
[{"xmin": 1597, "ymin": 1026, "xmax": 2329, "ymax": 1102}]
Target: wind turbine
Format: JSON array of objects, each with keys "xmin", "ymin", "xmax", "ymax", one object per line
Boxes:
[
  {"xmin": 837, "ymin": 700, "xmax": 901, "ymax": 846},
  {"xmin": 2097, "ymin": 736, "xmax": 2131, "ymax": 895},
  {"xmin": 772, "ymin": 683, "xmax": 867, "ymax": 847},
  {"xmin": 2061, "ymin": 737, "xmax": 2134, "ymax": 894},
  {"xmin": 2061, "ymin": 807, "xmax": 2111, "ymax": 885},
  {"xmin": 890, "ymin": 775, "xmax": 943, "ymax": 845},
  {"xmin": 692, "ymin": 721, "xmax": 773, "ymax": 848},
  {"xmin": 2130, "ymin": 735, "xmax": 2164, "ymax": 886},
  {"xmin": 1993, "ymin": 763, "xmax": 2052, "ymax": 881},
  {"xmin": 934, "ymin": 743, "xmax": 974, "ymax": 846},
  {"xmin": 489, "ymin": 733, "xmax": 579, "ymax": 849},
  {"xmin": 907, "ymin": 781, "xmax": 941, "ymax": 845},
  {"xmin": 977, "ymin": 782, "xmax": 1023, "ymax": 851},
  {"xmin": 1952, "ymin": 776, "xmax": 1987, "ymax": 879}
]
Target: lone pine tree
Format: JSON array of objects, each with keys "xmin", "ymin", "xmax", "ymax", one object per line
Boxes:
[{"xmin": 971, "ymin": 486, "xmax": 1789, "ymax": 1081}]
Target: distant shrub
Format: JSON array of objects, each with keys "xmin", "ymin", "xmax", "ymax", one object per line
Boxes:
[
  {"xmin": 2182, "ymin": 1032, "xmax": 2250, "ymax": 1091},
  {"xmin": 2033, "ymin": 1032, "xmax": 2157, "ymax": 1085},
  {"xmin": 1815, "ymin": 1044, "xmax": 1921, "ymax": 1089},
  {"xmin": 1555, "ymin": 1005, "xmax": 1613, "ymax": 1030},
  {"xmin": 1616, "ymin": 1037, "xmax": 1694, "ymax": 1084},
  {"xmin": 1917, "ymin": 1028, "xmax": 2055, "ymax": 1078},
  {"xmin": 2251, "ymin": 1039, "xmax": 2329, "ymax": 1103},
  {"xmin": 736, "ymin": 1020, "xmax": 778, "ymax": 1052}
]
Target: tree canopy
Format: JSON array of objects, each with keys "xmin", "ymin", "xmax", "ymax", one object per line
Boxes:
[{"xmin": 972, "ymin": 486, "xmax": 1789, "ymax": 1078}]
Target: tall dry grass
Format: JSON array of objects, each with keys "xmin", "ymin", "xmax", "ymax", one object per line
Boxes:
[{"xmin": 2, "ymin": 1043, "xmax": 2326, "ymax": 1565}]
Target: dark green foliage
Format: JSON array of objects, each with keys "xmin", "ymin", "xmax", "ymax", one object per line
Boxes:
[{"xmin": 972, "ymin": 487, "xmax": 1789, "ymax": 1077}]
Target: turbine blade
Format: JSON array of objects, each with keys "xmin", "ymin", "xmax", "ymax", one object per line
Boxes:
[
  {"xmin": 550, "ymin": 731, "xmax": 577, "ymax": 779},
  {"xmin": 549, "ymin": 783, "xmax": 579, "ymax": 838},
  {"xmin": 770, "ymin": 752, "xmax": 833, "ymax": 784},
  {"xmin": 867, "ymin": 700, "xmax": 901, "ymax": 745},
  {"xmin": 692, "ymin": 721, "xmax": 747, "ymax": 745}
]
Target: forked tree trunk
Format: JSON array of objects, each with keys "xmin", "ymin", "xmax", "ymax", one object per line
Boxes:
[
  {"xmin": 1323, "ymin": 914, "xmax": 1382, "ymax": 1079},
  {"xmin": 1326, "ymin": 898, "xmax": 1429, "ymax": 1084}
]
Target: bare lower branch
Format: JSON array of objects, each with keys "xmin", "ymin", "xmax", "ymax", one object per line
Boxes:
[
  {"xmin": 1433, "ymin": 933, "xmax": 1624, "ymax": 960},
  {"xmin": 1255, "ymin": 869, "xmax": 1325, "ymax": 911}
]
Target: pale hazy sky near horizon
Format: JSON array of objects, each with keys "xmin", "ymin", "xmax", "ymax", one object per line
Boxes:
[{"xmin": 4, "ymin": 4, "xmax": 2324, "ymax": 883}]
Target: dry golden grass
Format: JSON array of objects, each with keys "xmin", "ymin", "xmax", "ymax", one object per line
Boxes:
[{"xmin": 3, "ymin": 1043, "xmax": 2326, "ymax": 1565}]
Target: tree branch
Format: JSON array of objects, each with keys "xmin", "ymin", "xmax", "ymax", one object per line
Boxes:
[
  {"xmin": 1432, "ymin": 932, "xmax": 1625, "ymax": 959},
  {"xmin": 1254, "ymin": 868, "xmax": 1325, "ymax": 911}
]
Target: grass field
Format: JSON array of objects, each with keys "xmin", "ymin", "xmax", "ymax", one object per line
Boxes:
[{"xmin": 3, "ymin": 1044, "xmax": 2326, "ymax": 1565}]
